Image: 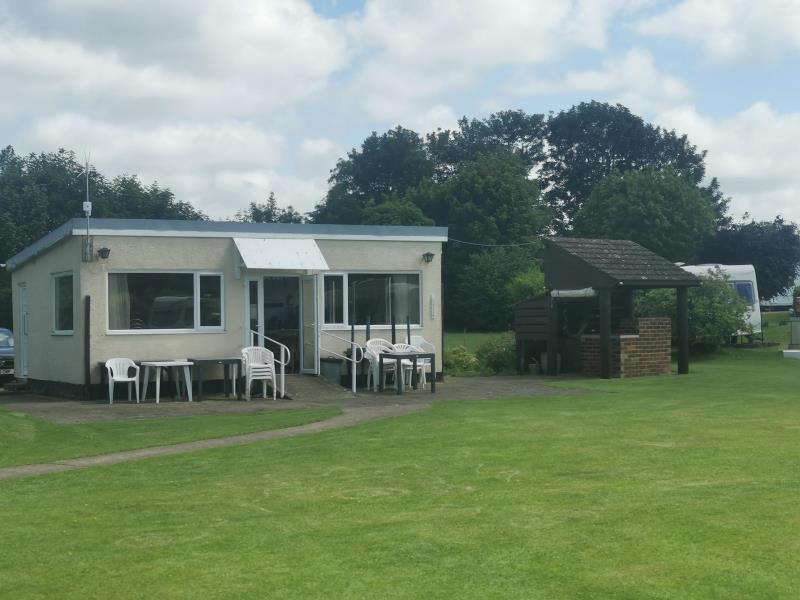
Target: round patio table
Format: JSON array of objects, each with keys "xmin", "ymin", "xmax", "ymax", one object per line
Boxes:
[{"xmin": 141, "ymin": 360, "xmax": 194, "ymax": 404}]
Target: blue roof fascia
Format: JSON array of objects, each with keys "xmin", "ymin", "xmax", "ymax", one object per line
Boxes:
[{"xmin": 82, "ymin": 218, "xmax": 448, "ymax": 239}]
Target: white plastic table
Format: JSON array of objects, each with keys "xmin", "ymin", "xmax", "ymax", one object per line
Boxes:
[{"xmin": 141, "ymin": 360, "xmax": 194, "ymax": 404}]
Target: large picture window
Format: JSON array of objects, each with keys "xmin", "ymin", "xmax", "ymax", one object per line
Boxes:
[
  {"xmin": 108, "ymin": 272, "xmax": 223, "ymax": 331},
  {"xmin": 53, "ymin": 273, "xmax": 74, "ymax": 334},
  {"xmin": 347, "ymin": 273, "xmax": 420, "ymax": 326}
]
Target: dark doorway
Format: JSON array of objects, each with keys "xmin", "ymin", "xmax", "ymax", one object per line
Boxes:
[{"xmin": 264, "ymin": 276, "xmax": 300, "ymax": 373}]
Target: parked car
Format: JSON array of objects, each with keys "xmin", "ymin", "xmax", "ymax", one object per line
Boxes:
[{"xmin": 0, "ymin": 328, "xmax": 14, "ymax": 383}]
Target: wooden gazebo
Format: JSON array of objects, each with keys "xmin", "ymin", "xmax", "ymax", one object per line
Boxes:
[{"xmin": 543, "ymin": 238, "xmax": 700, "ymax": 378}]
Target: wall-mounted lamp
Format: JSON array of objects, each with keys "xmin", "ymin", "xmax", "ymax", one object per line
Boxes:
[
  {"xmin": 422, "ymin": 252, "xmax": 435, "ymax": 263},
  {"xmin": 97, "ymin": 247, "xmax": 111, "ymax": 260}
]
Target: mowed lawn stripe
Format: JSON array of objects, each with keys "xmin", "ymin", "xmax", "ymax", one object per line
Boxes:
[{"xmin": 1, "ymin": 349, "xmax": 799, "ymax": 598}]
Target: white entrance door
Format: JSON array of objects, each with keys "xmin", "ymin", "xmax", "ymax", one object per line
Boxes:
[
  {"xmin": 245, "ymin": 275, "xmax": 319, "ymax": 375},
  {"xmin": 18, "ymin": 285, "xmax": 29, "ymax": 377},
  {"xmin": 300, "ymin": 275, "xmax": 318, "ymax": 374}
]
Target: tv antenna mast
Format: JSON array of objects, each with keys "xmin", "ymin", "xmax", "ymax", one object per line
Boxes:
[{"xmin": 78, "ymin": 153, "xmax": 93, "ymax": 261}]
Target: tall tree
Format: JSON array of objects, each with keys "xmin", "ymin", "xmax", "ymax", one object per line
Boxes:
[
  {"xmin": 542, "ymin": 101, "xmax": 707, "ymax": 230},
  {"xmin": 310, "ymin": 127, "xmax": 433, "ymax": 224},
  {"xmin": 696, "ymin": 217, "xmax": 800, "ymax": 300},
  {"xmin": 235, "ymin": 192, "xmax": 304, "ymax": 223},
  {"xmin": 426, "ymin": 109, "xmax": 546, "ymax": 178},
  {"xmin": 572, "ymin": 168, "xmax": 717, "ymax": 262},
  {"xmin": 360, "ymin": 198, "xmax": 433, "ymax": 226},
  {"xmin": 401, "ymin": 151, "xmax": 549, "ymax": 329},
  {"xmin": 0, "ymin": 146, "xmax": 204, "ymax": 327}
]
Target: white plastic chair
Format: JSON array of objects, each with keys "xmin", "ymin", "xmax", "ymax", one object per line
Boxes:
[
  {"xmin": 393, "ymin": 343, "xmax": 426, "ymax": 388},
  {"xmin": 409, "ymin": 335, "xmax": 436, "ymax": 386},
  {"xmin": 241, "ymin": 346, "xmax": 276, "ymax": 401},
  {"xmin": 365, "ymin": 338, "xmax": 412, "ymax": 391},
  {"xmin": 104, "ymin": 358, "xmax": 140, "ymax": 404}
]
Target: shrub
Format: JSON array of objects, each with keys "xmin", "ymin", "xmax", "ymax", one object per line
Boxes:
[
  {"xmin": 444, "ymin": 345, "xmax": 479, "ymax": 374},
  {"xmin": 507, "ymin": 266, "xmax": 546, "ymax": 304},
  {"xmin": 476, "ymin": 334, "xmax": 517, "ymax": 373},
  {"xmin": 636, "ymin": 267, "xmax": 749, "ymax": 349}
]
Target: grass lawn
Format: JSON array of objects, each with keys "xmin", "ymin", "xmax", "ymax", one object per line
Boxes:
[
  {"xmin": 0, "ymin": 407, "xmax": 340, "ymax": 468},
  {"xmin": 445, "ymin": 330, "xmax": 510, "ymax": 354},
  {"xmin": 2, "ymin": 346, "xmax": 800, "ymax": 598}
]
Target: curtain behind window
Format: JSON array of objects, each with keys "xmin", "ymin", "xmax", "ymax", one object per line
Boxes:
[{"xmin": 108, "ymin": 274, "xmax": 131, "ymax": 329}]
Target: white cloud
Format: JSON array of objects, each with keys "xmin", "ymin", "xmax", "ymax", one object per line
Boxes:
[
  {"xmin": 28, "ymin": 114, "xmax": 287, "ymax": 217},
  {"xmin": 0, "ymin": 1, "xmax": 350, "ymax": 120},
  {"xmin": 656, "ymin": 102, "xmax": 800, "ymax": 222},
  {"xmin": 635, "ymin": 0, "xmax": 800, "ymax": 63},
  {"xmin": 344, "ymin": 0, "xmax": 641, "ymax": 123},
  {"xmin": 511, "ymin": 48, "xmax": 690, "ymax": 114}
]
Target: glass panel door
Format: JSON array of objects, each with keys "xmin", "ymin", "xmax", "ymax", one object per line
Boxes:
[
  {"xmin": 263, "ymin": 276, "xmax": 300, "ymax": 373},
  {"xmin": 301, "ymin": 275, "xmax": 318, "ymax": 373},
  {"xmin": 245, "ymin": 279, "xmax": 261, "ymax": 346}
]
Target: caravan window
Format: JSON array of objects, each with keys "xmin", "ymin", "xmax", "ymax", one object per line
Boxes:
[
  {"xmin": 108, "ymin": 272, "xmax": 223, "ymax": 331},
  {"xmin": 731, "ymin": 281, "xmax": 755, "ymax": 304}
]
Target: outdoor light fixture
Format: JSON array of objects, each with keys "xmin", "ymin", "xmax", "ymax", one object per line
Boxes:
[
  {"xmin": 97, "ymin": 247, "xmax": 111, "ymax": 260},
  {"xmin": 422, "ymin": 252, "xmax": 435, "ymax": 263}
]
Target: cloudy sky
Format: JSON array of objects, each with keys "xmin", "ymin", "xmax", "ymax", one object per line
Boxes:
[{"xmin": 2, "ymin": 0, "xmax": 799, "ymax": 221}]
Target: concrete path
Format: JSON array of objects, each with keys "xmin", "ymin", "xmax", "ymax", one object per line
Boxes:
[{"xmin": 0, "ymin": 403, "xmax": 428, "ymax": 481}]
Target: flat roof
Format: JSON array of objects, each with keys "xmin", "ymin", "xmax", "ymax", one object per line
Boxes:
[{"xmin": 5, "ymin": 218, "xmax": 449, "ymax": 272}]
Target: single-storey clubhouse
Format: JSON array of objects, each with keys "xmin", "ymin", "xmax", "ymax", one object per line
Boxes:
[{"xmin": 5, "ymin": 218, "xmax": 447, "ymax": 397}]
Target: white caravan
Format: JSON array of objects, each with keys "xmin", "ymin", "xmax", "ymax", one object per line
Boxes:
[{"xmin": 681, "ymin": 264, "xmax": 762, "ymax": 336}]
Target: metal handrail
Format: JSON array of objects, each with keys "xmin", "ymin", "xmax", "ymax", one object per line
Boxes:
[
  {"xmin": 320, "ymin": 329, "xmax": 364, "ymax": 394},
  {"xmin": 248, "ymin": 329, "xmax": 290, "ymax": 398}
]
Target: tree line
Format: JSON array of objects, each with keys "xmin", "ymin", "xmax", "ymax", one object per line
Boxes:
[{"xmin": 2, "ymin": 101, "xmax": 799, "ymax": 330}]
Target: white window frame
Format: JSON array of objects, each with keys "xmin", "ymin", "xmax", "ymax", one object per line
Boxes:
[
  {"xmin": 52, "ymin": 271, "xmax": 75, "ymax": 336},
  {"xmin": 106, "ymin": 270, "xmax": 225, "ymax": 334},
  {"xmin": 321, "ymin": 271, "xmax": 423, "ymax": 331},
  {"xmin": 197, "ymin": 272, "xmax": 225, "ymax": 331},
  {"xmin": 322, "ymin": 273, "xmax": 346, "ymax": 326}
]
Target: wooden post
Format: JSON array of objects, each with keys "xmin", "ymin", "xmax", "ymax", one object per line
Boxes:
[
  {"xmin": 623, "ymin": 288, "xmax": 635, "ymax": 319},
  {"xmin": 391, "ymin": 316, "xmax": 396, "ymax": 344},
  {"xmin": 677, "ymin": 286, "xmax": 690, "ymax": 375},
  {"xmin": 547, "ymin": 296, "xmax": 559, "ymax": 375},
  {"xmin": 599, "ymin": 288, "xmax": 612, "ymax": 379},
  {"xmin": 84, "ymin": 295, "xmax": 91, "ymax": 400},
  {"xmin": 406, "ymin": 315, "xmax": 411, "ymax": 344}
]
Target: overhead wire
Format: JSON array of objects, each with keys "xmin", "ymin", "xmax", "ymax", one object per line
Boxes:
[{"xmin": 446, "ymin": 237, "xmax": 540, "ymax": 248}]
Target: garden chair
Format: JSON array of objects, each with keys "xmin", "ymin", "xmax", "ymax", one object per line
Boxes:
[
  {"xmin": 241, "ymin": 346, "xmax": 276, "ymax": 401},
  {"xmin": 104, "ymin": 358, "xmax": 140, "ymax": 404},
  {"xmin": 393, "ymin": 342, "xmax": 427, "ymax": 388},
  {"xmin": 409, "ymin": 335, "xmax": 435, "ymax": 384},
  {"xmin": 365, "ymin": 338, "xmax": 412, "ymax": 392}
]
